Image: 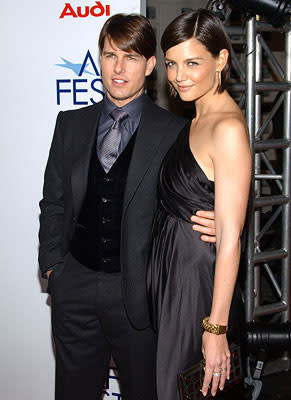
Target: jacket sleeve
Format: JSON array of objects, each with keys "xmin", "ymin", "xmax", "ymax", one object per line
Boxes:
[{"xmin": 38, "ymin": 112, "xmax": 66, "ymax": 276}]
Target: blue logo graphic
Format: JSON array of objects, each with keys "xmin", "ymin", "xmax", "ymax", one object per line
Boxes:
[
  {"xmin": 56, "ymin": 57, "xmax": 95, "ymax": 76},
  {"xmin": 56, "ymin": 50, "xmax": 104, "ymax": 106}
]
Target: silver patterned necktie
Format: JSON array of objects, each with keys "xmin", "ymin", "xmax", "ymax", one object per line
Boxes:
[{"xmin": 98, "ymin": 108, "xmax": 128, "ymax": 173}]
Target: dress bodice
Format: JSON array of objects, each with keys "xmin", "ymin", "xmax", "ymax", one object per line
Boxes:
[{"xmin": 158, "ymin": 124, "xmax": 214, "ymax": 222}]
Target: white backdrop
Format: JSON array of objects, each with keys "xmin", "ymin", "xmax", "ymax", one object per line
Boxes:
[{"xmin": 0, "ymin": 1, "xmax": 142, "ymax": 399}]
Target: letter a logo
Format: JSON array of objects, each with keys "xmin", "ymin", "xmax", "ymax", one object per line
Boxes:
[{"xmin": 79, "ymin": 51, "xmax": 100, "ymax": 76}]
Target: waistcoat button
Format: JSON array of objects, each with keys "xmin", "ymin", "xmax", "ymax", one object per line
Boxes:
[
  {"xmin": 101, "ymin": 217, "xmax": 111, "ymax": 224},
  {"xmin": 101, "ymin": 257, "xmax": 111, "ymax": 263},
  {"xmin": 101, "ymin": 197, "xmax": 111, "ymax": 204},
  {"xmin": 101, "ymin": 237, "xmax": 111, "ymax": 244}
]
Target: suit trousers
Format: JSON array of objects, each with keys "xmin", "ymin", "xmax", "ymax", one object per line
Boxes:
[{"xmin": 50, "ymin": 252, "xmax": 158, "ymax": 400}]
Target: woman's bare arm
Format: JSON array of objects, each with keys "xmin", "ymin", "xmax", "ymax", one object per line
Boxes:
[{"xmin": 201, "ymin": 116, "xmax": 251, "ymax": 397}]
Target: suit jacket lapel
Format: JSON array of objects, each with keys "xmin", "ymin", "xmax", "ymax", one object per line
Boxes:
[
  {"xmin": 122, "ymin": 96, "xmax": 168, "ymax": 215},
  {"xmin": 71, "ymin": 101, "xmax": 103, "ymax": 218}
]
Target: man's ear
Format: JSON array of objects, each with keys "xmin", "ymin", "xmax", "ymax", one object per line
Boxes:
[{"xmin": 145, "ymin": 56, "xmax": 156, "ymax": 77}]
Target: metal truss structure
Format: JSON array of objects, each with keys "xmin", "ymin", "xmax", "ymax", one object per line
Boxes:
[
  {"xmin": 208, "ymin": 0, "xmax": 291, "ymax": 379},
  {"xmin": 243, "ymin": 19, "xmax": 290, "ymax": 330}
]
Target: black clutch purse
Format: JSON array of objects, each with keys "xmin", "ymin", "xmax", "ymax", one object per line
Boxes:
[{"xmin": 178, "ymin": 344, "xmax": 242, "ymax": 400}]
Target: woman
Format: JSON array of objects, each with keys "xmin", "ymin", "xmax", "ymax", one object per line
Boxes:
[{"xmin": 147, "ymin": 9, "xmax": 251, "ymax": 399}]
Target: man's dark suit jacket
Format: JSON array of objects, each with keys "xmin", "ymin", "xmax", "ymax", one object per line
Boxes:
[{"xmin": 39, "ymin": 95, "xmax": 187, "ymax": 329}]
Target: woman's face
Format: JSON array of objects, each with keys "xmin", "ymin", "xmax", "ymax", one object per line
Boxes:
[{"xmin": 165, "ymin": 37, "xmax": 219, "ymax": 102}]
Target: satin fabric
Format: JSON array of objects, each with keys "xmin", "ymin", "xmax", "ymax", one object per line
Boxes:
[{"xmin": 148, "ymin": 124, "xmax": 242, "ymax": 400}]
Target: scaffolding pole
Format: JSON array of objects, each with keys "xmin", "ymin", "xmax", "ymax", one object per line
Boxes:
[
  {"xmin": 282, "ymin": 29, "xmax": 291, "ymax": 324},
  {"xmin": 245, "ymin": 16, "xmax": 256, "ymax": 323}
]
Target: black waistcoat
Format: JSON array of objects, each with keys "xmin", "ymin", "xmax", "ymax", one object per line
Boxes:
[{"xmin": 70, "ymin": 132, "xmax": 137, "ymax": 272}]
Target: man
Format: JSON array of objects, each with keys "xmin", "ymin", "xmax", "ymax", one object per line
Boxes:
[{"xmin": 39, "ymin": 14, "xmax": 215, "ymax": 400}]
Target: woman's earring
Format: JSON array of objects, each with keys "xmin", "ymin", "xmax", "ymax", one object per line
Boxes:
[{"xmin": 216, "ymin": 70, "xmax": 221, "ymax": 88}]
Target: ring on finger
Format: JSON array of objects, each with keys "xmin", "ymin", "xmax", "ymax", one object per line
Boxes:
[
  {"xmin": 220, "ymin": 368, "xmax": 226, "ymax": 372},
  {"xmin": 213, "ymin": 372, "xmax": 221, "ymax": 377}
]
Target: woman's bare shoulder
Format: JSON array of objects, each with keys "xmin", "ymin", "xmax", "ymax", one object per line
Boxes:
[{"xmin": 211, "ymin": 111, "xmax": 249, "ymax": 143}]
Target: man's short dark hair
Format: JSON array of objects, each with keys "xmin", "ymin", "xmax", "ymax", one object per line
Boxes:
[{"xmin": 99, "ymin": 14, "xmax": 156, "ymax": 60}]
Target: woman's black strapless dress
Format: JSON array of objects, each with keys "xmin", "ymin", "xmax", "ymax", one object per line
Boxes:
[{"xmin": 147, "ymin": 124, "xmax": 242, "ymax": 400}]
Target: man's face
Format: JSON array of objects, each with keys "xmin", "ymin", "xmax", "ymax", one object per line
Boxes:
[{"xmin": 100, "ymin": 37, "xmax": 156, "ymax": 107}]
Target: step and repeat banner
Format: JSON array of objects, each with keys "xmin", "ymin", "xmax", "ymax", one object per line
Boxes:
[{"xmin": 0, "ymin": 1, "xmax": 142, "ymax": 399}]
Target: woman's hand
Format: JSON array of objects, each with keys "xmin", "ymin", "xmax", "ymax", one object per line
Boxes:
[{"xmin": 201, "ymin": 331, "xmax": 231, "ymax": 397}]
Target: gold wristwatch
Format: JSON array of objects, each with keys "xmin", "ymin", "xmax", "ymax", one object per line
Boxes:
[{"xmin": 202, "ymin": 316, "xmax": 228, "ymax": 335}]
